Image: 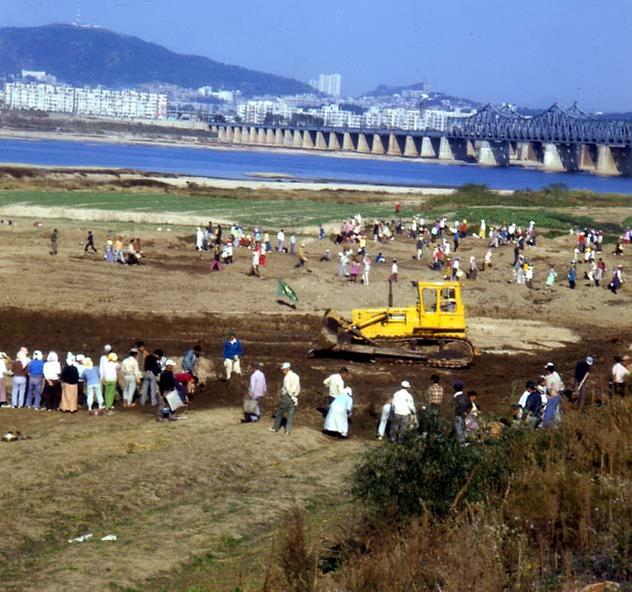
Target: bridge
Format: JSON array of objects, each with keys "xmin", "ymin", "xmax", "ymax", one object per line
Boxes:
[{"xmin": 210, "ymin": 104, "xmax": 632, "ymax": 176}]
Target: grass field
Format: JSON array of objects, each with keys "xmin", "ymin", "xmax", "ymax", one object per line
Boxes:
[{"xmin": 0, "ymin": 182, "xmax": 630, "ymax": 232}]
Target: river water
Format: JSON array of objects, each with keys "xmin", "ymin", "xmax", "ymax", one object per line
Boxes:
[{"xmin": 2, "ymin": 137, "xmax": 632, "ymax": 194}]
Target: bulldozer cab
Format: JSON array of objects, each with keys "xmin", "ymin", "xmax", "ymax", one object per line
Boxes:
[{"xmin": 416, "ymin": 281, "xmax": 466, "ymax": 334}]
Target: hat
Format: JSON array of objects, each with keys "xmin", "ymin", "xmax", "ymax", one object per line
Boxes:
[
  {"xmin": 129, "ymin": 348, "xmax": 138, "ymax": 354},
  {"xmin": 281, "ymin": 362, "xmax": 291, "ymax": 370},
  {"xmin": 545, "ymin": 362, "xmax": 555, "ymax": 370},
  {"xmin": 104, "ymin": 344, "xmax": 112, "ymax": 353},
  {"xmin": 401, "ymin": 380, "xmax": 411, "ymax": 389},
  {"xmin": 165, "ymin": 359, "xmax": 176, "ymax": 367},
  {"xmin": 83, "ymin": 358, "xmax": 93, "ymax": 369},
  {"xmin": 108, "ymin": 353, "xmax": 118, "ymax": 362},
  {"xmin": 586, "ymin": 356, "xmax": 594, "ymax": 366},
  {"xmin": 76, "ymin": 354, "xmax": 85, "ymax": 362}
]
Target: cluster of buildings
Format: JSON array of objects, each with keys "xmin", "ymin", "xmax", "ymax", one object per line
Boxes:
[
  {"xmin": 2, "ymin": 81, "xmax": 168, "ymax": 120},
  {"xmin": 235, "ymin": 99, "xmax": 467, "ymax": 131}
]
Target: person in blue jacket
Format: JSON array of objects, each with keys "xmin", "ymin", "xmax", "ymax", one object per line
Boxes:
[{"xmin": 223, "ymin": 330, "xmax": 244, "ymax": 380}]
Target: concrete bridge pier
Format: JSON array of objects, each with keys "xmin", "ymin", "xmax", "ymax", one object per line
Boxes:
[
  {"xmin": 316, "ymin": 131, "xmax": 328, "ymax": 150},
  {"xmin": 283, "ymin": 129, "xmax": 293, "ymax": 147},
  {"xmin": 372, "ymin": 134, "xmax": 386, "ymax": 155},
  {"xmin": 257, "ymin": 128, "xmax": 266, "ymax": 144},
  {"xmin": 265, "ymin": 129, "xmax": 275, "ymax": 145},
  {"xmin": 343, "ymin": 132, "xmax": 357, "ymax": 151},
  {"xmin": 249, "ymin": 127, "xmax": 257, "ymax": 144},
  {"xmin": 292, "ymin": 130, "xmax": 303, "ymax": 148},
  {"xmin": 233, "ymin": 127, "xmax": 242, "ymax": 144},
  {"xmin": 226, "ymin": 126, "xmax": 234, "ymax": 142},
  {"xmin": 543, "ymin": 143, "xmax": 579, "ymax": 172},
  {"xmin": 328, "ymin": 132, "xmax": 342, "ymax": 151},
  {"xmin": 477, "ymin": 140, "xmax": 510, "ymax": 167},
  {"xmin": 439, "ymin": 137, "xmax": 467, "ymax": 161},
  {"xmin": 387, "ymin": 133, "xmax": 405, "ymax": 156},
  {"xmin": 421, "ymin": 136, "xmax": 440, "ymax": 158},
  {"xmin": 274, "ymin": 128, "xmax": 283, "ymax": 146},
  {"xmin": 357, "ymin": 133, "xmax": 371, "ymax": 154},
  {"xmin": 404, "ymin": 135, "xmax": 421, "ymax": 157},
  {"xmin": 218, "ymin": 127, "xmax": 226, "ymax": 142},
  {"xmin": 302, "ymin": 130, "xmax": 315, "ymax": 149},
  {"xmin": 579, "ymin": 144, "xmax": 598, "ymax": 171},
  {"xmin": 596, "ymin": 145, "xmax": 632, "ymax": 176}
]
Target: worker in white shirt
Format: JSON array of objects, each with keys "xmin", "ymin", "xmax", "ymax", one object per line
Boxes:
[
  {"xmin": 543, "ymin": 363, "xmax": 564, "ymax": 393},
  {"xmin": 323, "ymin": 368, "xmax": 349, "ymax": 403},
  {"xmin": 390, "ymin": 259, "xmax": 399, "ymax": 282},
  {"xmin": 389, "ymin": 380, "xmax": 417, "ymax": 443},
  {"xmin": 611, "ymin": 355, "xmax": 630, "ymax": 397},
  {"xmin": 271, "ymin": 362, "xmax": 301, "ymax": 434}
]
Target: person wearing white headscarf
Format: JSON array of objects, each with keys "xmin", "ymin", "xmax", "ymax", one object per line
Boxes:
[
  {"xmin": 60, "ymin": 352, "xmax": 80, "ymax": 412},
  {"xmin": 10, "ymin": 347, "xmax": 30, "ymax": 408},
  {"xmin": 43, "ymin": 351, "xmax": 62, "ymax": 410}
]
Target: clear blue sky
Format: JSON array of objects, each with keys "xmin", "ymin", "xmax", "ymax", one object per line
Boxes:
[{"xmin": 1, "ymin": 0, "xmax": 630, "ymax": 111}]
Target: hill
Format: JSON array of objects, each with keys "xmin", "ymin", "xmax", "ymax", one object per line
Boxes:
[
  {"xmin": 0, "ymin": 24, "xmax": 311, "ymax": 96},
  {"xmin": 363, "ymin": 81, "xmax": 481, "ymax": 109}
]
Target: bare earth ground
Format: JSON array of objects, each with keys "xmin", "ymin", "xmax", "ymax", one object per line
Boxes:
[{"xmin": 0, "ymin": 183, "xmax": 631, "ymax": 591}]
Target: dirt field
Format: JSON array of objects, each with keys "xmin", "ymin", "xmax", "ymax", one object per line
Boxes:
[{"xmin": 0, "ymin": 178, "xmax": 631, "ymax": 591}]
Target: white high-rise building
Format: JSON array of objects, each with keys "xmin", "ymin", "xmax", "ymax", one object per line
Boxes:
[{"xmin": 316, "ymin": 74, "xmax": 342, "ymax": 97}]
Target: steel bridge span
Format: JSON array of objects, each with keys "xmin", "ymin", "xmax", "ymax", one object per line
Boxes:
[{"xmin": 211, "ymin": 104, "xmax": 632, "ymax": 176}]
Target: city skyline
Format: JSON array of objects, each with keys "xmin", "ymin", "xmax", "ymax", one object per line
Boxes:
[{"xmin": 1, "ymin": 0, "xmax": 631, "ymax": 111}]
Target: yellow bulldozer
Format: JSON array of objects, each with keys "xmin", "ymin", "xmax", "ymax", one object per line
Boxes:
[{"xmin": 311, "ymin": 281, "xmax": 475, "ymax": 368}]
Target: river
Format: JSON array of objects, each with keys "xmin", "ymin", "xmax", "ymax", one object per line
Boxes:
[{"xmin": 2, "ymin": 136, "xmax": 632, "ymax": 194}]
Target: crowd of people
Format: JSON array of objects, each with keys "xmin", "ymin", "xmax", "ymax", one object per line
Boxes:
[{"xmin": 0, "ymin": 341, "xmax": 203, "ymax": 420}]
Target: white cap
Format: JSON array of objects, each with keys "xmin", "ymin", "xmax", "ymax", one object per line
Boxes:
[
  {"xmin": 586, "ymin": 356, "xmax": 594, "ymax": 366},
  {"xmin": 165, "ymin": 359, "xmax": 176, "ymax": 367},
  {"xmin": 104, "ymin": 344, "xmax": 112, "ymax": 353},
  {"xmin": 401, "ymin": 380, "xmax": 412, "ymax": 388},
  {"xmin": 281, "ymin": 362, "xmax": 291, "ymax": 370}
]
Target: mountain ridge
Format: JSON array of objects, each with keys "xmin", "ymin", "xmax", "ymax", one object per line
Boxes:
[{"xmin": 0, "ymin": 24, "xmax": 311, "ymax": 96}]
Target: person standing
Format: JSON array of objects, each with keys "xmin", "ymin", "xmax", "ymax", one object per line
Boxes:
[
  {"xmin": 277, "ymin": 229, "xmax": 286, "ymax": 253},
  {"xmin": 50, "ymin": 228, "xmax": 58, "ymax": 256},
  {"xmin": 270, "ymin": 362, "xmax": 301, "ymax": 434},
  {"xmin": 362, "ymin": 254, "xmax": 371, "ymax": 285},
  {"xmin": 323, "ymin": 368, "xmax": 348, "ymax": 404},
  {"xmin": 245, "ymin": 362, "xmax": 267, "ymax": 422},
  {"xmin": 82, "ymin": 358, "xmax": 104, "ymax": 411},
  {"xmin": 59, "ymin": 353, "xmax": 80, "ymax": 413},
  {"xmin": 102, "ymin": 353, "xmax": 120, "ymax": 410},
  {"xmin": 25, "ymin": 350, "xmax": 45, "ymax": 409},
  {"xmin": 140, "ymin": 348, "xmax": 162, "ymax": 406},
  {"xmin": 0, "ymin": 352, "xmax": 8, "ymax": 407},
  {"xmin": 389, "ymin": 380, "xmax": 416, "ymax": 443},
  {"xmin": 389, "ymin": 259, "xmax": 399, "ymax": 283},
  {"xmin": 574, "ymin": 356, "xmax": 593, "ymax": 405},
  {"xmin": 323, "ymin": 387, "xmax": 353, "ymax": 438},
  {"xmin": 611, "ymin": 355, "xmax": 630, "ymax": 397},
  {"xmin": 10, "ymin": 348, "xmax": 29, "ymax": 408},
  {"xmin": 568, "ymin": 263, "xmax": 577, "ymax": 290},
  {"xmin": 84, "ymin": 230, "xmax": 98, "ymax": 254},
  {"xmin": 452, "ymin": 381, "xmax": 469, "ymax": 445},
  {"xmin": 543, "ymin": 363, "xmax": 564, "ymax": 393},
  {"xmin": 423, "ymin": 374, "xmax": 444, "ymax": 433},
  {"xmin": 223, "ymin": 332, "xmax": 243, "ymax": 380},
  {"xmin": 120, "ymin": 349, "xmax": 142, "ymax": 407},
  {"xmin": 43, "ymin": 351, "xmax": 62, "ymax": 411},
  {"xmin": 99, "ymin": 345, "xmax": 112, "ymax": 380},
  {"xmin": 542, "ymin": 387, "xmax": 563, "ymax": 429}
]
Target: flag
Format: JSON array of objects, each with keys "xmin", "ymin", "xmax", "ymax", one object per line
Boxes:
[{"xmin": 277, "ymin": 279, "xmax": 298, "ymax": 302}]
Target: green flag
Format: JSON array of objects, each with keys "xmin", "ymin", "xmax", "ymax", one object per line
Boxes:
[{"xmin": 277, "ymin": 279, "xmax": 298, "ymax": 302}]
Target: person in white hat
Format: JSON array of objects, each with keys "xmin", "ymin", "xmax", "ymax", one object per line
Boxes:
[
  {"xmin": 270, "ymin": 362, "xmax": 301, "ymax": 434},
  {"xmin": 389, "ymin": 380, "xmax": 417, "ymax": 443},
  {"xmin": 543, "ymin": 363, "xmax": 564, "ymax": 394},
  {"xmin": 323, "ymin": 386, "xmax": 353, "ymax": 439},
  {"xmin": 99, "ymin": 345, "xmax": 113, "ymax": 381}
]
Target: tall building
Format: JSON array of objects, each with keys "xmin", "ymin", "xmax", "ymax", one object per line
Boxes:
[{"xmin": 316, "ymin": 74, "xmax": 342, "ymax": 97}]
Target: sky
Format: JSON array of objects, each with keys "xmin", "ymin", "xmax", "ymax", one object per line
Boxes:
[{"xmin": 1, "ymin": 0, "xmax": 630, "ymax": 111}]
